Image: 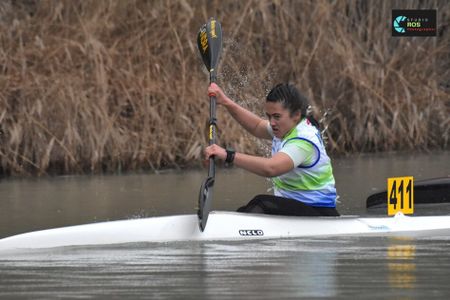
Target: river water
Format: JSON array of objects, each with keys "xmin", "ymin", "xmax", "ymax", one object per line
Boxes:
[{"xmin": 0, "ymin": 151, "xmax": 449, "ymax": 299}]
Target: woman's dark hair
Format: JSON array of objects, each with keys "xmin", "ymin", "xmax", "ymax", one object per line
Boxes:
[{"xmin": 266, "ymin": 83, "xmax": 320, "ymax": 129}]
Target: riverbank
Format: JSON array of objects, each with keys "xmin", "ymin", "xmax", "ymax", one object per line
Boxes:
[{"xmin": 0, "ymin": 1, "xmax": 448, "ymax": 176}]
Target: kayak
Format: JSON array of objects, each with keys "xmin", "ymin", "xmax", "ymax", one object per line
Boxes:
[{"xmin": 1, "ymin": 211, "xmax": 450, "ymax": 250}]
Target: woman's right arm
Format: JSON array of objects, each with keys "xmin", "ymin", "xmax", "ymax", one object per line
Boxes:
[{"xmin": 208, "ymin": 83, "xmax": 272, "ymax": 140}]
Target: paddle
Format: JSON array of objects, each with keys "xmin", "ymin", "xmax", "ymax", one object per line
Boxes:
[
  {"xmin": 197, "ymin": 18, "xmax": 223, "ymax": 232},
  {"xmin": 366, "ymin": 176, "xmax": 450, "ymax": 208}
]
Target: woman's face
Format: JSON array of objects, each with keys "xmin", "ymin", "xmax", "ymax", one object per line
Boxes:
[{"xmin": 264, "ymin": 101, "xmax": 301, "ymax": 139}]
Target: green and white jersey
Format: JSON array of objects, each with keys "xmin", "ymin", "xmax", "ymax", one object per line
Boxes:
[{"xmin": 270, "ymin": 118, "xmax": 337, "ymax": 207}]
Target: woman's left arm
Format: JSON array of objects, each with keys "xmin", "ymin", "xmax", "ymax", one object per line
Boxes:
[{"xmin": 204, "ymin": 144, "xmax": 294, "ymax": 177}]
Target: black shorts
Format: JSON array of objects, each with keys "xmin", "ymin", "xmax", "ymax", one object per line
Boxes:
[{"xmin": 237, "ymin": 194, "xmax": 340, "ymax": 217}]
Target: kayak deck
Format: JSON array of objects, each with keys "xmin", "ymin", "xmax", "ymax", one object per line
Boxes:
[{"xmin": 1, "ymin": 211, "xmax": 450, "ymax": 250}]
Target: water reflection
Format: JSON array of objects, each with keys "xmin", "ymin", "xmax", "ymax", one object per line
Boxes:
[
  {"xmin": 0, "ymin": 239, "xmax": 341, "ymax": 299},
  {"xmin": 387, "ymin": 238, "xmax": 416, "ymax": 290},
  {"xmin": 1, "ymin": 236, "xmax": 450, "ymax": 299},
  {"xmin": 199, "ymin": 240, "xmax": 338, "ymax": 298}
]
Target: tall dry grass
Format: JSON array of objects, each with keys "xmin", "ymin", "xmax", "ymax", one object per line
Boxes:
[{"xmin": 0, "ymin": 0, "xmax": 448, "ymax": 175}]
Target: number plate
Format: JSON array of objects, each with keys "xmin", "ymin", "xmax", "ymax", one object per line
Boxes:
[{"xmin": 387, "ymin": 176, "xmax": 414, "ymax": 216}]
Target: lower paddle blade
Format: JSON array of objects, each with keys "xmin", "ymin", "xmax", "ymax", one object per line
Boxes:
[{"xmin": 198, "ymin": 176, "xmax": 214, "ymax": 231}]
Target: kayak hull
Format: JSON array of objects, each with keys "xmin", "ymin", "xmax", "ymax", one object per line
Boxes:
[{"xmin": 1, "ymin": 211, "xmax": 450, "ymax": 250}]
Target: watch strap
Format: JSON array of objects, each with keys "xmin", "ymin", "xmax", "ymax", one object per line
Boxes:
[{"xmin": 225, "ymin": 148, "xmax": 235, "ymax": 164}]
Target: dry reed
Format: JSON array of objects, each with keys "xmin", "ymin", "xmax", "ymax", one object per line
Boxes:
[{"xmin": 0, "ymin": 0, "xmax": 448, "ymax": 176}]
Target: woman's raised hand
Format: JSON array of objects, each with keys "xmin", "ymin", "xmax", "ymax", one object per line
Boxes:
[{"xmin": 208, "ymin": 83, "xmax": 229, "ymax": 105}]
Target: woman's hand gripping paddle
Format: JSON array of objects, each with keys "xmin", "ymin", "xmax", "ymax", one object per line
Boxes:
[{"xmin": 197, "ymin": 18, "xmax": 223, "ymax": 232}]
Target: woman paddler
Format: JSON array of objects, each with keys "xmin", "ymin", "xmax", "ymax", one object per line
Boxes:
[{"xmin": 204, "ymin": 83, "xmax": 339, "ymax": 216}]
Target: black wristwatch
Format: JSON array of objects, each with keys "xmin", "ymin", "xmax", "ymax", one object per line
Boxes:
[{"xmin": 225, "ymin": 148, "xmax": 236, "ymax": 164}]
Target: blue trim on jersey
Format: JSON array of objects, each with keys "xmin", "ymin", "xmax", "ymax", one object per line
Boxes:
[
  {"xmin": 281, "ymin": 137, "xmax": 321, "ymax": 168},
  {"xmin": 275, "ymin": 188, "xmax": 337, "ymax": 207}
]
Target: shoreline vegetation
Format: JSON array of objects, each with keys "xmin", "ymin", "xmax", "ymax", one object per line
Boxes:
[{"xmin": 0, "ymin": 1, "xmax": 449, "ymax": 176}]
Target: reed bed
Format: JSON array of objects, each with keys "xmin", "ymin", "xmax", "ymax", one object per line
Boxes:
[{"xmin": 0, "ymin": 0, "xmax": 448, "ymax": 175}]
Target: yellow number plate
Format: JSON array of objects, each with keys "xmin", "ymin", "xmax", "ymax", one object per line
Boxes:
[{"xmin": 387, "ymin": 176, "xmax": 414, "ymax": 216}]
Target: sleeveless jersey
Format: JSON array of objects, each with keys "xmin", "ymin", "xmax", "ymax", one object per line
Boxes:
[{"xmin": 271, "ymin": 119, "xmax": 337, "ymax": 207}]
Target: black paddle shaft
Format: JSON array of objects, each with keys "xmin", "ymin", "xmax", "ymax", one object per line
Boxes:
[
  {"xmin": 197, "ymin": 18, "xmax": 222, "ymax": 232},
  {"xmin": 208, "ymin": 71, "xmax": 218, "ymax": 177}
]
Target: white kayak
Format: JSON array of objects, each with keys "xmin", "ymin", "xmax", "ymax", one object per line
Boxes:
[{"xmin": 1, "ymin": 211, "xmax": 450, "ymax": 250}]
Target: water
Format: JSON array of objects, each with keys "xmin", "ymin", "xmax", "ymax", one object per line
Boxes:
[
  {"xmin": 0, "ymin": 151, "xmax": 449, "ymax": 299},
  {"xmin": 1, "ymin": 238, "xmax": 450, "ymax": 299}
]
